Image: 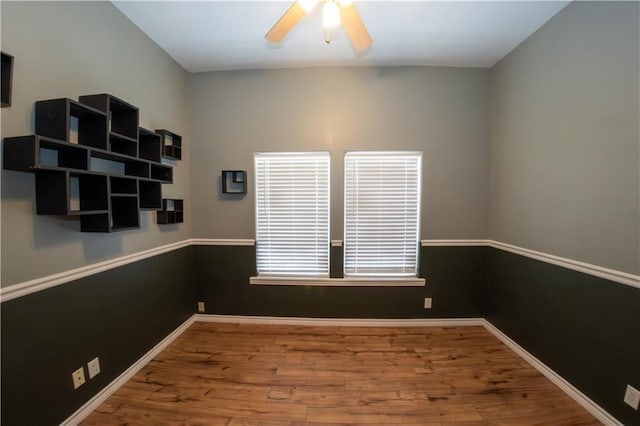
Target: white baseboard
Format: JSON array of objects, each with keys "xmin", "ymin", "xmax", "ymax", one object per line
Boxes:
[
  {"xmin": 61, "ymin": 315, "xmax": 195, "ymax": 425},
  {"xmin": 481, "ymin": 319, "xmax": 621, "ymax": 426},
  {"xmin": 194, "ymin": 314, "xmax": 484, "ymax": 327}
]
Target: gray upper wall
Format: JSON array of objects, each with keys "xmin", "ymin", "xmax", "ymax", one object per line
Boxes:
[
  {"xmin": 189, "ymin": 67, "xmax": 491, "ymax": 241},
  {"xmin": 489, "ymin": 1, "xmax": 640, "ymax": 275},
  {"xmin": 3, "ymin": 1, "xmax": 636, "ymax": 286},
  {"xmin": 1, "ymin": 2, "xmax": 191, "ymax": 286}
]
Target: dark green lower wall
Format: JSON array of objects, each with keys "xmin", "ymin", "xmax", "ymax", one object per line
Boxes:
[
  {"xmin": 193, "ymin": 245, "xmax": 484, "ymax": 318},
  {"xmin": 3, "ymin": 243, "xmax": 638, "ymax": 424},
  {"xmin": 1, "ymin": 246, "xmax": 195, "ymax": 426},
  {"xmin": 484, "ymin": 248, "xmax": 640, "ymax": 425}
]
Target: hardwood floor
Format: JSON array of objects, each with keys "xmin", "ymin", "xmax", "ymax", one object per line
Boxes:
[{"xmin": 82, "ymin": 322, "xmax": 600, "ymax": 425}]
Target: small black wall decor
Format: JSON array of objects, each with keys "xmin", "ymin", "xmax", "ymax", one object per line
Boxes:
[
  {"xmin": 156, "ymin": 129, "xmax": 182, "ymax": 160},
  {"xmin": 221, "ymin": 170, "xmax": 247, "ymax": 194},
  {"xmin": 1, "ymin": 51, "xmax": 14, "ymax": 107},
  {"xmin": 157, "ymin": 198, "xmax": 184, "ymax": 224}
]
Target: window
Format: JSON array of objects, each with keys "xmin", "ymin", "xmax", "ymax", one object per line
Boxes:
[
  {"xmin": 344, "ymin": 151, "xmax": 422, "ymax": 277},
  {"xmin": 254, "ymin": 152, "xmax": 330, "ymax": 277}
]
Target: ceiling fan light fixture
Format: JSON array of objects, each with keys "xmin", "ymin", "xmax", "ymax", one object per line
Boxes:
[
  {"xmin": 266, "ymin": 0, "xmax": 372, "ymax": 53},
  {"xmin": 322, "ymin": 1, "xmax": 341, "ymax": 29},
  {"xmin": 298, "ymin": 0, "xmax": 319, "ymax": 13}
]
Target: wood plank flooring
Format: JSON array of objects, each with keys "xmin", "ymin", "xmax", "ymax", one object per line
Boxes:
[{"xmin": 82, "ymin": 322, "xmax": 600, "ymax": 425}]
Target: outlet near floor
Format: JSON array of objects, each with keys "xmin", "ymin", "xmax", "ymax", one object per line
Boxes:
[
  {"xmin": 87, "ymin": 357, "xmax": 101, "ymax": 379},
  {"xmin": 424, "ymin": 298, "xmax": 432, "ymax": 309},
  {"xmin": 197, "ymin": 301, "xmax": 205, "ymax": 312},
  {"xmin": 72, "ymin": 367, "xmax": 85, "ymax": 389},
  {"xmin": 624, "ymin": 384, "xmax": 640, "ymax": 410}
]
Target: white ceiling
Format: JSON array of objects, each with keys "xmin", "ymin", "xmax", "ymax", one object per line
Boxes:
[{"xmin": 112, "ymin": 1, "xmax": 569, "ymax": 73}]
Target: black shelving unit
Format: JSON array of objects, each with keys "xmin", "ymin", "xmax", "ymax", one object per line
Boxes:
[
  {"xmin": 3, "ymin": 93, "xmax": 182, "ymax": 232},
  {"xmin": 109, "ymin": 176, "xmax": 137, "ymax": 195},
  {"xmin": 222, "ymin": 170, "xmax": 247, "ymax": 194},
  {"xmin": 156, "ymin": 129, "xmax": 182, "ymax": 160},
  {"xmin": 1, "ymin": 51, "xmax": 14, "ymax": 107},
  {"xmin": 150, "ymin": 163, "xmax": 173, "ymax": 182},
  {"xmin": 35, "ymin": 171, "xmax": 108, "ymax": 216},
  {"xmin": 138, "ymin": 127, "xmax": 161, "ymax": 163},
  {"xmin": 157, "ymin": 199, "xmax": 183, "ymax": 225},
  {"xmin": 3, "ymin": 135, "xmax": 89, "ymax": 171},
  {"xmin": 79, "ymin": 94, "xmax": 139, "ymax": 157},
  {"xmin": 35, "ymin": 98, "xmax": 108, "ymax": 149},
  {"xmin": 139, "ymin": 180, "xmax": 162, "ymax": 210}
]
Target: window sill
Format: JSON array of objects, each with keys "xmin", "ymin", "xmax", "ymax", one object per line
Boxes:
[{"xmin": 249, "ymin": 276, "xmax": 426, "ymax": 287}]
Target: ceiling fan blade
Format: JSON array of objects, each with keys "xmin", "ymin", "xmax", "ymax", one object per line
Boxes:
[
  {"xmin": 265, "ymin": 2, "xmax": 306, "ymax": 43},
  {"xmin": 340, "ymin": 3, "xmax": 372, "ymax": 53}
]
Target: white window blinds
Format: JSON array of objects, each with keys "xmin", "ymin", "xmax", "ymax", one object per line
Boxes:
[
  {"xmin": 254, "ymin": 152, "xmax": 330, "ymax": 277},
  {"xmin": 344, "ymin": 152, "xmax": 422, "ymax": 277}
]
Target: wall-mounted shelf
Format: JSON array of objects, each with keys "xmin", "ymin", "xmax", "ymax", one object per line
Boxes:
[
  {"xmin": 1, "ymin": 51, "xmax": 14, "ymax": 107},
  {"xmin": 3, "ymin": 93, "xmax": 182, "ymax": 232},
  {"xmin": 36, "ymin": 171, "xmax": 108, "ymax": 216},
  {"xmin": 138, "ymin": 179, "xmax": 162, "ymax": 210},
  {"xmin": 222, "ymin": 170, "xmax": 247, "ymax": 194},
  {"xmin": 138, "ymin": 127, "xmax": 161, "ymax": 163},
  {"xmin": 156, "ymin": 129, "xmax": 181, "ymax": 160},
  {"xmin": 79, "ymin": 94, "xmax": 139, "ymax": 157},
  {"xmin": 157, "ymin": 199, "xmax": 183, "ymax": 224},
  {"xmin": 35, "ymin": 98, "xmax": 108, "ymax": 148}
]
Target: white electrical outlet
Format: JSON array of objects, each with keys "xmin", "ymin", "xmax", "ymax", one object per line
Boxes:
[
  {"xmin": 197, "ymin": 301, "xmax": 205, "ymax": 312},
  {"xmin": 624, "ymin": 384, "xmax": 640, "ymax": 410},
  {"xmin": 87, "ymin": 357, "xmax": 101, "ymax": 379},
  {"xmin": 72, "ymin": 367, "xmax": 85, "ymax": 389},
  {"xmin": 424, "ymin": 298, "xmax": 432, "ymax": 309}
]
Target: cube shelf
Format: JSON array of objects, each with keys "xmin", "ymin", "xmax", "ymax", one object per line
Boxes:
[
  {"xmin": 139, "ymin": 180, "xmax": 162, "ymax": 210},
  {"xmin": 108, "ymin": 132, "xmax": 137, "ymax": 157},
  {"xmin": 110, "ymin": 176, "xmax": 137, "ymax": 195},
  {"xmin": 90, "ymin": 150, "xmax": 150, "ymax": 179},
  {"xmin": 110, "ymin": 196, "xmax": 140, "ymax": 231},
  {"xmin": 35, "ymin": 171, "xmax": 108, "ymax": 216},
  {"xmin": 79, "ymin": 94, "xmax": 139, "ymax": 140},
  {"xmin": 156, "ymin": 129, "xmax": 182, "ymax": 160},
  {"xmin": 157, "ymin": 198, "xmax": 183, "ymax": 225},
  {"xmin": 3, "ymin": 93, "xmax": 185, "ymax": 232},
  {"xmin": 36, "ymin": 98, "xmax": 108, "ymax": 149},
  {"xmin": 79, "ymin": 194, "xmax": 140, "ymax": 233},
  {"xmin": 222, "ymin": 170, "xmax": 247, "ymax": 194},
  {"xmin": 150, "ymin": 163, "xmax": 172, "ymax": 183},
  {"xmin": 79, "ymin": 94, "xmax": 139, "ymax": 157},
  {"xmin": 3, "ymin": 135, "xmax": 89, "ymax": 172},
  {"xmin": 138, "ymin": 127, "xmax": 161, "ymax": 163}
]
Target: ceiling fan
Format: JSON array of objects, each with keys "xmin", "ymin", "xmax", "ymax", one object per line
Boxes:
[{"xmin": 265, "ymin": 0, "xmax": 373, "ymax": 53}]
